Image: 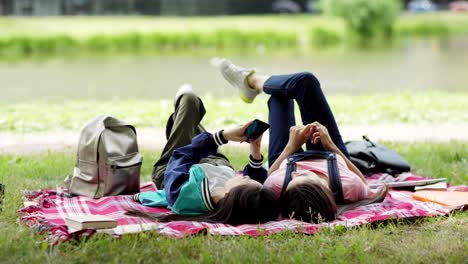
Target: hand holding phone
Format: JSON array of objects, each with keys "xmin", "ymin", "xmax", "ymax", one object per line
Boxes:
[{"xmin": 243, "ymin": 119, "xmax": 270, "ymax": 143}]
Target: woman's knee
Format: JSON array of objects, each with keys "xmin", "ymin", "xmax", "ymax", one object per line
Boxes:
[
  {"xmin": 177, "ymin": 93, "xmax": 203, "ymax": 111},
  {"xmin": 176, "ymin": 93, "xmax": 206, "ymax": 120},
  {"xmin": 298, "ymin": 72, "xmax": 321, "ymax": 88}
]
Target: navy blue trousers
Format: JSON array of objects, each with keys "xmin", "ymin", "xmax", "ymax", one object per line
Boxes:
[{"xmin": 264, "ymin": 72, "xmax": 350, "ymax": 166}]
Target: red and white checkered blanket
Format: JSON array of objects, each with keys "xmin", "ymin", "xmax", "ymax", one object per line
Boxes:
[{"xmin": 18, "ymin": 173, "xmax": 467, "ymax": 245}]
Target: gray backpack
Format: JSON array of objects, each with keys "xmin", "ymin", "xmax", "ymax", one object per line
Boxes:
[{"xmin": 64, "ymin": 115, "xmax": 142, "ymax": 198}]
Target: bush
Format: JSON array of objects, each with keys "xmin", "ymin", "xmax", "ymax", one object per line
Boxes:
[
  {"xmin": 398, "ymin": 21, "xmax": 450, "ymax": 36},
  {"xmin": 319, "ymin": 0, "xmax": 401, "ymax": 39},
  {"xmin": 310, "ymin": 26, "xmax": 343, "ymax": 47}
]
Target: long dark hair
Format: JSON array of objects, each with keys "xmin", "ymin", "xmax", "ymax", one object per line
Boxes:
[
  {"xmin": 127, "ymin": 184, "xmax": 279, "ymax": 225},
  {"xmin": 281, "ymin": 181, "xmax": 337, "ymax": 223},
  {"xmin": 281, "ymin": 182, "xmax": 389, "ymax": 223},
  {"xmin": 336, "ymin": 185, "xmax": 389, "ymax": 215}
]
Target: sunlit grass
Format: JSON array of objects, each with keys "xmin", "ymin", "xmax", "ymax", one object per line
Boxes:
[
  {"xmin": 0, "ymin": 91, "xmax": 466, "ymax": 133},
  {"xmin": 0, "ymin": 143, "xmax": 467, "ymax": 262}
]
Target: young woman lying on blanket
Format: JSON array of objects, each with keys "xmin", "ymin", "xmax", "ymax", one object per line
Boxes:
[
  {"xmin": 131, "ymin": 86, "xmax": 278, "ymax": 225},
  {"xmin": 218, "ymin": 59, "xmax": 389, "ymax": 223}
]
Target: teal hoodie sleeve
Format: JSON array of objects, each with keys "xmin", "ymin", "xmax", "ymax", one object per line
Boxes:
[{"xmin": 137, "ymin": 190, "xmax": 168, "ymax": 207}]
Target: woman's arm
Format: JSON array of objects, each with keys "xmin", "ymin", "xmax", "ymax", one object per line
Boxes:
[
  {"xmin": 310, "ymin": 122, "xmax": 367, "ymax": 183},
  {"xmin": 267, "ymin": 145, "xmax": 295, "ymax": 175},
  {"xmin": 243, "ymin": 135, "xmax": 268, "ymax": 183},
  {"xmin": 267, "ymin": 125, "xmax": 314, "ymax": 175}
]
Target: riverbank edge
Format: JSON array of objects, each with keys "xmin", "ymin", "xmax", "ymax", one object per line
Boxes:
[{"xmin": 1, "ymin": 13, "xmax": 468, "ymax": 60}]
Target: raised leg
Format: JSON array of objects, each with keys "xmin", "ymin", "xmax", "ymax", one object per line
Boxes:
[
  {"xmin": 263, "ymin": 72, "xmax": 349, "ymax": 158},
  {"xmin": 152, "ymin": 93, "xmax": 206, "ymax": 189},
  {"xmin": 267, "ymin": 96, "xmax": 296, "ymax": 166}
]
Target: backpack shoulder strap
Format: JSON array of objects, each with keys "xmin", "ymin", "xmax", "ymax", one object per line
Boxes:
[
  {"xmin": 281, "ymin": 150, "xmax": 345, "ymax": 205},
  {"xmin": 77, "ymin": 115, "xmax": 108, "ymax": 162},
  {"xmin": 326, "ymin": 152, "xmax": 344, "ymax": 205}
]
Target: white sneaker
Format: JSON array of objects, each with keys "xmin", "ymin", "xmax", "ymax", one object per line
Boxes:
[
  {"xmin": 218, "ymin": 58, "xmax": 259, "ymax": 104},
  {"xmin": 174, "ymin": 83, "xmax": 194, "ymax": 105}
]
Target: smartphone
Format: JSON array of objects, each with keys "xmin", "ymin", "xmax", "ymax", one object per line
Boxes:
[{"xmin": 244, "ymin": 119, "xmax": 270, "ymax": 143}]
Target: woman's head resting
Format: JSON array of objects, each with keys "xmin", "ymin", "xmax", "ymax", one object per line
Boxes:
[
  {"xmin": 213, "ymin": 177, "xmax": 278, "ymax": 225},
  {"xmin": 153, "ymin": 176, "xmax": 279, "ymax": 225},
  {"xmin": 211, "ymin": 175, "xmax": 262, "ymax": 203},
  {"xmin": 288, "ymin": 170, "xmax": 328, "ymax": 190},
  {"xmin": 281, "ymin": 170, "xmax": 337, "ymax": 223}
]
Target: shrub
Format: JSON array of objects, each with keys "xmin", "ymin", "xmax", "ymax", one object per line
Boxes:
[
  {"xmin": 310, "ymin": 26, "xmax": 343, "ymax": 47},
  {"xmin": 397, "ymin": 21, "xmax": 450, "ymax": 36},
  {"xmin": 318, "ymin": 0, "xmax": 401, "ymax": 39}
]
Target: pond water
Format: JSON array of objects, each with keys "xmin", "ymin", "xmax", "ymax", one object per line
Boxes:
[{"xmin": 1, "ymin": 36, "xmax": 467, "ymax": 102}]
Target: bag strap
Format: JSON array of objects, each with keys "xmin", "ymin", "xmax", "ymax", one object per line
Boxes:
[
  {"xmin": 362, "ymin": 135, "xmax": 376, "ymax": 147},
  {"xmin": 281, "ymin": 150, "xmax": 345, "ymax": 205},
  {"xmin": 326, "ymin": 152, "xmax": 345, "ymax": 205}
]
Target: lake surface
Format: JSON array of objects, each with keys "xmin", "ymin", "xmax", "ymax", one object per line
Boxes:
[{"xmin": 1, "ymin": 36, "xmax": 467, "ymax": 102}]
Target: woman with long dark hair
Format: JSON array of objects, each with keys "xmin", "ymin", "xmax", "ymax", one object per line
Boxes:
[
  {"xmin": 218, "ymin": 59, "xmax": 388, "ymax": 223},
  {"xmin": 130, "ymin": 85, "xmax": 278, "ymax": 225}
]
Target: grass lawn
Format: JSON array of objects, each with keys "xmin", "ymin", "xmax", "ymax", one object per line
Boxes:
[
  {"xmin": 1, "ymin": 91, "xmax": 467, "ymax": 133},
  {"xmin": 1, "ymin": 13, "xmax": 467, "ymax": 37},
  {"xmin": 0, "ymin": 13, "xmax": 467, "ymax": 60},
  {"xmin": 0, "ymin": 142, "xmax": 467, "ymax": 262}
]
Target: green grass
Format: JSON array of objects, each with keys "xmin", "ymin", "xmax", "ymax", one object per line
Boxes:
[
  {"xmin": 396, "ymin": 12, "xmax": 468, "ymax": 36},
  {"xmin": 0, "ymin": 142, "xmax": 467, "ymax": 262},
  {"xmin": 1, "ymin": 91, "xmax": 466, "ymax": 133},
  {"xmin": 0, "ymin": 13, "xmax": 467, "ymax": 60}
]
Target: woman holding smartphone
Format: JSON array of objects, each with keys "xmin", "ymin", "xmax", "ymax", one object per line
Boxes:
[
  {"xmin": 218, "ymin": 59, "xmax": 388, "ymax": 223},
  {"xmin": 131, "ymin": 86, "xmax": 278, "ymax": 225}
]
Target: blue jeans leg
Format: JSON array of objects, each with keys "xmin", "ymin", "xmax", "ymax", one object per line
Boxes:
[
  {"xmin": 267, "ymin": 95, "xmax": 296, "ymax": 166},
  {"xmin": 263, "ymin": 72, "xmax": 349, "ymax": 166}
]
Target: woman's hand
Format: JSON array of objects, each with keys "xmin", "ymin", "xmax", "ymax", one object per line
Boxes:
[
  {"xmin": 310, "ymin": 122, "xmax": 336, "ymax": 151},
  {"xmin": 222, "ymin": 120, "xmax": 253, "ymax": 142},
  {"xmin": 268, "ymin": 124, "xmax": 312, "ymax": 175},
  {"xmin": 249, "ymin": 135, "xmax": 262, "ymax": 160},
  {"xmin": 285, "ymin": 124, "xmax": 314, "ymax": 153}
]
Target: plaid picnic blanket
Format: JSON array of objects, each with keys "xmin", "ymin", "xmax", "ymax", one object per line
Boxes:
[{"xmin": 18, "ymin": 173, "xmax": 467, "ymax": 245}]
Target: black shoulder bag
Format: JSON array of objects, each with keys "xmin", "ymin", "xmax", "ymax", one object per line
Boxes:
[
  {"xmin": 281, "ymin": 150, "xmax": 345, "ymax": 205},
  {"xmin": 345, "ymin": 136, "xmax": 411, "ymax": 176}
]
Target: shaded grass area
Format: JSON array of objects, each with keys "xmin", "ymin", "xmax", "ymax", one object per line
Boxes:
[
  {"xmin": 0, "ymin": 13, "xmax": 467, "ymax": 60},
  {"xmin": 0, "ymin": 91, "xmax": 466, "ymax": 133},
  {"xmin": 0, "ymin": 142, "xmax": 467, "ymax": 262}
]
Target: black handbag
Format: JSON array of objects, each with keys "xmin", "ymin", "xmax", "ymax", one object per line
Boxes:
[{"xmin": 345, "ymin": 136, "xmax": 411, "ymax": 176}]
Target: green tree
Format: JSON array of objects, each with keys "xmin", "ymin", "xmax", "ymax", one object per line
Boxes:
[{"xmin": 319, "ymin": 0, "xmax": 402, "ymax": 39}]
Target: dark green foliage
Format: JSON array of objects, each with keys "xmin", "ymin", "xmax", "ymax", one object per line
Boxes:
[
  {"xmin": 399, "ymin": 21, "xmax": 450, "ymax": 36},
  {"xmin": 1, "ymin": 14, "xmax": 468, "ymax": 60},
  {"xmin": 310, "ymin": 26, "xmax": 343, "ymax": 47},
  {"xmin": 0, "ymin": 30, "xmax": 299, "ymax": 59},
  {"xmin": 319, "ymin": 0, "xmax": 402, "ymax": 39}
]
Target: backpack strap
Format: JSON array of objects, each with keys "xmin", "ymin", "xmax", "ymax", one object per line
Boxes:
[
  {"xmin": 281, "ymin": 150, "xmax": 345, "ymax": 205},
  {"xmin": 326, "ymin": 152, "xmax": 344, "ymax": 205}
]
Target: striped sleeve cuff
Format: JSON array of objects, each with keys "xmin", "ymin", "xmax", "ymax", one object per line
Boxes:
[
  {"xmin": 133, "ymin": 193, "xmax": 140, "ymax": 203},
  {"xmin": 201, "ymin": 178, "xmax": 215, "ymax": 211},
  {"xmin": 213, "ymin": 130, "xmax": 228, "ymax": 147},
  {"xmin": 249, "ymin": 155, "xmax": 264, "ymax": 169}
]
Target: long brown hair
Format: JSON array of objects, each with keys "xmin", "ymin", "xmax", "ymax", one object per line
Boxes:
[
  {"xmin": 281, "ymin": 183, "xmax": 389, "ymax": 223},
  {"xmin": 337, "ymin": 185, "xmax": 389, "ymax": 215},
  {"xmin": 281, "ymin": 181, "xmax": 337, "ymax": 223},
  {"xmin": 127, "ymin": 184, "xmax": 279, "ymax": 225}
]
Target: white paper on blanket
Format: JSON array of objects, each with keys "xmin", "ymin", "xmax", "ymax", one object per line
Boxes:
[
  {"xmin": 368, "ymin": 178, "xmax": 447, "ymax": 189},
  {"xmin": 414, "ymin": 181, "xmax": 447, "ymax": 191}
]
